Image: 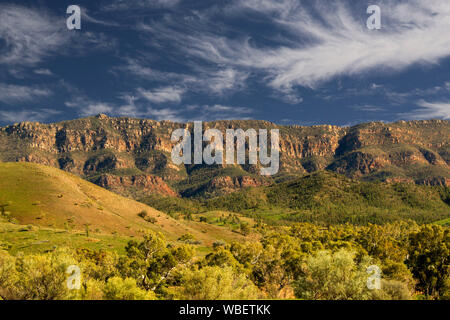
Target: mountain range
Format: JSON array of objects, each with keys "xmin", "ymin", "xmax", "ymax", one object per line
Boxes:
[{"xmin": 0, "ymin": 115, "xmax": 448, "ymax": 200}]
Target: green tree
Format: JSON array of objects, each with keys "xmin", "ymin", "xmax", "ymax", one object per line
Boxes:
[
  {"xmin": 118, "ymin": 231, "xmax": 194, "ymax": 291},
  {"xmin": 0, "ymin": 250, "xmax": 17, "ymax": 300},
  {"xmin": 176, "ymin": 266, "xmax": 260, "ymax": 300},
  {"xmin": 293, "ymin": 249, "xmax": 373, "ymax": 300},
  {"xmin": 407, "ymin": 225, "xmax": 449, "ymax": 298},
  {"xmin": 1, "ymin": 249, "xmax": 77, "ymax": 300},
  {"xmin": 103, "ymin": 277, "xmax": 156, "ymax": 300}
]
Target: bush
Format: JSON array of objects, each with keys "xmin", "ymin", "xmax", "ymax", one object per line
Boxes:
[
  {"xmin": 103, "ymin": 277, "xmax": 156, "ymax": 300},
  {"xmin": 176, "ymin": 266, "xmax": 260, "ymax": 300},
  {"xmin": 138, "ymin": 210, "xmax": 148, "ymax": 219},
  {"xmin": 146, "ymin": 217, "xmax": 157, "ymax": 224},
  {"xmin": 78, "ymin": 279, "xmax": 105, "ymax": 300},
  {"xmin": 0, "ymin": 248, "xmax": 77, "ymax": 300},
  {"xmin": 293, "ymin": 249, "xmax": 373, "ymax": 300},
  {"xmin": 371, "ymin": 279, "xmax": 412, "ymax": 300}
]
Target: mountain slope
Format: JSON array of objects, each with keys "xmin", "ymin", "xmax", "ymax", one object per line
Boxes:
[
  {"xmin": 0, "ymin": 162, "xmax": 244, "ymax": 245},
  {"xmin": 203, "ymin": 171, "xmax": 450, "ymax": 225},
  {"xmin": 0, "ymin": 116, "xmax": 448, "ymax": 200}
]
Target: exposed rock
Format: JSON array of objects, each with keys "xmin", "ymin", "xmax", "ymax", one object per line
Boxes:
[
  {"xmin": 0, "ymin": 117, "xmax": 448, "ymax": 198},
  {"xmin": 93, "ymin": 174, "xmax": 178, "ymax": 198},
  {"xmin": 209, "ymin": 176, "xmax": 270, "ymax": 191}
]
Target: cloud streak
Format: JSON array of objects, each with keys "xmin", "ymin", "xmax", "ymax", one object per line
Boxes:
[
  {"xmin": 0, "ymin": 4, "xmax": 68, "ymax": 67},
  {"xmin": 137, "ymin": 86, "xmax": 185, "ymax": 103},
  {"xmin": 0, "ymin": 108, "xmax": 61, "ymax": 124},
  {"xmin": 173, "ymin": 0, "xmax": 450, "ymax": 92},
  {"xmin": 0, "ymin": 83, "xmax": 52, "ymax": 104},
  {"xmin": 401, "ymin": 100, "xmax": 450, "ymax": 120}
]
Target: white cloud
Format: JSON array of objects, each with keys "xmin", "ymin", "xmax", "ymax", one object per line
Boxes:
[
  {"xmin": 178, "ymin": 0, "xmax": 450, "ymax": 92},
  {"xmin": 0, "ymin": 109, "xmax": 61, "ymax": 123},
  {"xmin": 193, "ymin": 68, "xmax": 248, "ymax": 95},
  {"xmin": 0, "ymin": 5, "xmax": 68, "ymax": 66},
  {"xmin": 137, "ymin": 86, "xmax": 185, "ymax": 103},
  {"xmin": 34, "ymin": 69, "xmax": 53, "ymax": 76},
  {"xmin": 350, "ymin": 104, "xmax": 385, "ymax": 112},
  {"xmin": 117, "ymin": 58, "xmax": 182, "ymax": 81},
  {"xmin": 118, "ymin": 58, "xmax": 247, "ymax": 97},
  {"xmin": 0, "ymin": 83, "xmax": 52, "ymax": 104},
  {"xmin": 105, "ymin": 0, "xmax": 180, "ymax": 11},
  {"xmin": 80, "ymin": 103, "xmax": 114, "ymax": 117},
  {"xmin": 64, "ymin": 92, "xmax": 115, "ymax": 117},
  {"xmin": 81, "ymin": 9, "xmax": 120, "ymax": 27},
  {"xmin": 185, "ymin": 104, "xmax": 254, "ymax": 121},
  {"xmin": 143, "ymin": 107, "xmax": 185, "ymax": 122},
  {"xmin": 401, "ymin": 100, "xmax": 450, "ymax": 120}
]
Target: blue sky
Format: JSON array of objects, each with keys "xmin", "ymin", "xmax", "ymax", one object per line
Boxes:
[{"xmin": 0, "ymin": 0, "xmax": 450, "ymax": 126}]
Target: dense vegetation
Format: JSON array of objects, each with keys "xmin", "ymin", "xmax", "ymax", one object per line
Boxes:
[
  {"xmin": 1, "ymin": 219, "xmax": 448, "ymax": 300},
  {"xmin": 143, "ymin": 171, "xmax": 450, "ymax": 226},
  {"xmin": 0, "ymin": 164, "xmax": 448, "ymax": 300}
]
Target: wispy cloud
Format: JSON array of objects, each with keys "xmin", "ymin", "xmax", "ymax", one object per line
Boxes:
[
  {"xmin": 0, "ymin": 108, "xmax": 61, "ymax": 124},
  {"xmin": 0, "ymin": 4, "xmax": 68, "ymax": 67},
  {"xmin": 137, "ymin": 86, "xmax": 185, "ymax": 103},
  {"xmin": 80, "ymin": 103, "xmax": 114, "ymax": 117},
  {"xmin": 171, "ymin": 0, "xmax": 450, "ymax": 94},
  {"xmin": 105, "ymin": 0, "xmax": 180, "ymax": 11},
  {"xmin": 194, "ymin": 68, "xmax": 249, "ymax": 96},
  {"xmin": 0, "ymin": 83, "xmax": 52, "ymax": 104},
  {"xmin": 118, "ymin": 58, "xmax": 248, "ymax": 97},
  {"xmin": 81, "ymin": 8, "xmax": 120, "ymax": 27},
  {"xmin": 401, "ymin": 100, "xmax": 450, "ymax": 120},
  {"xmin": 142, "ymin": 107, "xmax": 185, "ymax": 122},
  {"xmin": 34, "ymin": 69, "xmax": 53, "ymax": 76},
  {"xmin": 185, "ymin": 104, "xmax": 254, "ymax": 121},
  {"xmin": 0, "ymin": 4, "xmax": 116, "ymax": 72},
  {"xmin": 350, "ymin": 104, "xmax": 385, "ymax": 112}
]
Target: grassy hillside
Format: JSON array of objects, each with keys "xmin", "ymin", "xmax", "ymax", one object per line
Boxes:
[{"xmin": 0, "ymin": 162, "xmax": 244, "ymax": 245}]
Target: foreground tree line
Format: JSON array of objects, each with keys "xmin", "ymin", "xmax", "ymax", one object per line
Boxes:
[{"xmin": 0, "ymin": 221, "xmax": 448, "ymax": 300}]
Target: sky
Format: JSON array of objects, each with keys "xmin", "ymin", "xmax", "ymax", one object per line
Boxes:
[{"xmin": 0, "ymin": 0, "xmax": 450, "ymax": 126}]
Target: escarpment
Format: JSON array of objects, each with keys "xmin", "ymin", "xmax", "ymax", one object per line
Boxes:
[{"xmin": 0, "ymin": 115, "xmax": 448, "ymax": 200}]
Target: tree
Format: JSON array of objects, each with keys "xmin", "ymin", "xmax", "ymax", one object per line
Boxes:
[
  {"xmin": 84, "ymin": 223, "xmax": 91, "ymax": 237},
  {"xmin": 176, "ymin": 266, "xmax": 260, "ymax": 300},
  {"xmin": 293, "ymin": 249, "xmax": 373, "ymax": 300},
  {"xmin": 407, "ymin": 225, "xmax": 449, "ymax": 298},
  {"xmin": 103, "ymin": 277, "xmax": 155, "ymax": 300},
  {"xmin": 229, "ymin": 235, "xmax": 303, "ymax": 298},
  {"xmin": 118, "ymin": 231, "xmax": 194, "ymax": 291},
  {"xmin": 1, "ymin": 249, "xmax": 77, "ymax": 300},
  {"xmin": 0, "ymin": 250, "xmax": 17, "ymax": 300},
  {"xmin": 239, "ymin": 223, "xmax": 251, "ymax": 236}
]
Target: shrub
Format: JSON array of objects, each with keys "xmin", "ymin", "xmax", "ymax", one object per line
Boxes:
[
  {"xmin": 0, "ymin": 249, "xmax": 77, "ymax": 300},
  {"xmin": 146, "ymin": 217, "xmax": 157, "ymax": 224},
  {"xmin": 138, "ymin": 210, "xmax": 148, "ymax": 219},
  {"xmin": 103, "ymin": 277, "xmax": 156, "ymax": 300},
  {"xmin": 177, "ymin": 266, "xmax": 260, "ymax": 300},
  {"xmin": 293, "ymin": 249, "xmax": 373, "ymax": 300},
  {"xmin": 178, "ymin": 233, "xmax": 195, "ymax": 242}
]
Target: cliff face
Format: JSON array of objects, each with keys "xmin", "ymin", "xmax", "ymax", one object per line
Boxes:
[
  {"xmin": 93, "ymin": 174, "xmax": 178, "ymax": 198},
  {"xmin": 0, "ymin": 115, "xmax": 448, "ymax": 199}
]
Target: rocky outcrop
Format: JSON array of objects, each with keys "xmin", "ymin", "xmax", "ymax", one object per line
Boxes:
[
  {"xmin": 208, "ymin": 176, "xmax": 271, "ymax": 193},
  {"xmin": 0, "ymin": 115, "xmax": 448, "ymax": 198},
  {"xmin": 415, "ymin": 177, "xmax": 450, "ymax": 187},
  {"xmin": 93, "ymin": 174, "xmax": 178, "ymax": 198}
]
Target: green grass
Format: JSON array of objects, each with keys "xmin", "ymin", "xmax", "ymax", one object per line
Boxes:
[
  {"xmin": 0, "ymin": 162, "xmax": 248, "ymax": 246},
  {"xmin": 434, "ymin": 218, "xmax": 450, "ymax": 227},
  {"xmin": 0, "ymin": 220, "xmax": 221, "ymax": 257},
  {"xmin": 0, "ymin": 221, "xmax": 133, "ymax": 255}
]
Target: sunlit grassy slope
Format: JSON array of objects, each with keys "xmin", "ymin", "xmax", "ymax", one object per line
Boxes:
[{"xmin": 0, "ymin": 162, "xmax": 244, "ymax": 245}]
